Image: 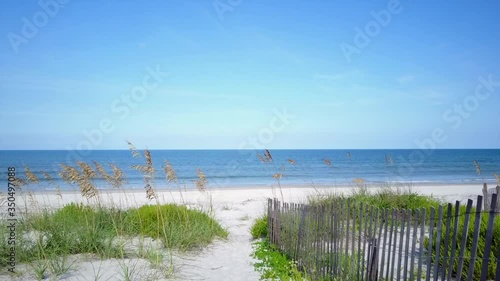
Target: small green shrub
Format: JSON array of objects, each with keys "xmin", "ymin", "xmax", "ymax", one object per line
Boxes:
[
  {"xmin": 124, "ymin": 204, "xmax": 228, "ymax": 250},
  {"xmin": 251, "ymin": 216, "xmax": 268, "ymax": 239},
  {"xmin": 252, "ymin": 240, "xmax": 307, "ymax": 281},
  {"xmin": 310, "ymin": 186, "xmax": 441, "ymax": 211}
]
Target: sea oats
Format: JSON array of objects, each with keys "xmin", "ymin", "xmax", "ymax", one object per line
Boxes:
[
  {"xmin": 264, "ymin": 150, "xmax": 273, "ymax": 163},
  {"xmin": 287, "ymin": 159, "xmax": 296, "ymax": 165},
  {"xmin": 144, "ymin": 149, "xmax": 153, "ymax": 166},
  {"xmin": 41, "ymin": 171, "xmax": 53, "ymax": 182},
  {"xmin": 24, "ymin": 165, "xmax": 39, "ymax": 184},
  {"xmin": 494, "ymin": 173, "xmax": 500, "ymax": 183},
  {"xmin": 474, "ymin": 160, "xmax": 481, "ymax": 176},
  {"xmin": 78, "ymin": 177, "xmax": 98, "ymax": 199},
  {"xmin": 59, "ymin": 164, "xmax": 80, "ymax": 184},
  {"xmin": 144, "ymin": 183, "xmax": 156, "ymax": 200},
  {"xmin": 127, "ymin": 140, "xmax": 141, "ymax": 158},
  {"xmin": 352, "ymin": 178, "xmax": 366, "ymax": 184},
  {"xmin": 164, "ymin": 160, "xmax": 178, "ymax": 183},
  {"xmin": 132, "ymin": 164, "xmax": 154, "ymax": 176},
  {"xmin": 195, "ymin": 169, "xmax": 207, "ymax": 191},
  {"xmin": 13, "ymin": 178, "xmax": 26, "ymax": 189},
  {"xmin": 347, "ymin": 152, "xmax": 351, "ymax": 160},
  {"xmin": 55, "ymin": 185, "xmax": 62, "ymax": 198},
  {"xmin": 389, "ymin": 155, "xmax": 394, "ymax": 165},
  {"xmin": 258, "ymin": 154, "xmax": 266, "ymax": 164},
  {"xmin": 272, "ymin": 173, "xmax": 283, "ymax": 180},
  {"xmin": 93, "ymin": 161, "xmax": 111, "ymax": 181},
  {"xmin": 385, "ymin": 154, "xmax": 388, "ymax": 166},
  {"xmin": 323, "ymin": 158, "xmax": 331, "ymax": 166},
  {"xmin": 42, "ymin": 171, "xmax": 62, "ymax": 194},
  {"xmin": 110, "ymin": 163, "xmax": 125, "ymax": 188},
  {"xmin": 77, "ymin": 161, "xmax": 96, "ymax": 180}
]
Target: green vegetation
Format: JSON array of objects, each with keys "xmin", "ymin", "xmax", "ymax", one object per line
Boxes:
[
  {"xmin": 251, "ymin": 186, "xmax": 444, "ymax": 280},
  {"xmin": 125, "ymin": 204, "xmax": 228, "ymax": 250},
  {"xmin": 252, "ymin": 240, "xmax": 307, "ymax": 281},
  {"xmin": 309, "ymin": 185, "xmax": 442, "ymax": 211},
  {"xmin": 0, "ymin": 203, "xmax": 228, "ymax": 270},
  {"xmin": 426, "ymin": 204, "xmax": 500, "ymax": 281},
  {"xmin": 251, "ymin": 215, "xmax": 268, "ymax": 239}
]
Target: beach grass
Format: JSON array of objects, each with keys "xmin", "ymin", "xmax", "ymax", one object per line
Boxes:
[
  {"xmin": 0, "ymin": 202, "xmax": 227, "ymax": 270},
  {"xmin": 308, "ymin": 184, "xmax": 442, "ymax": 211},
  {"xmin": 0, "ymin": 143, "xmax": 230, "ymax": 278}
]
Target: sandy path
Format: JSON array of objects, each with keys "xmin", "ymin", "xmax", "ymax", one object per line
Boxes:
[{"xmin": 170, "ymin": 198, "xmax": 264, "ymax": 281}]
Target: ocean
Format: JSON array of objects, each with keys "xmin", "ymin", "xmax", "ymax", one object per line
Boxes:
[{"xmin": 1, "ymin": 149, "xmax": 499, "ymax": 191}]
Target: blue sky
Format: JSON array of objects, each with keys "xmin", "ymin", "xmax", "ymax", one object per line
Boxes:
[{"xmin": 1, "ymin": 0, "xmax": 499, "ymax": 149}]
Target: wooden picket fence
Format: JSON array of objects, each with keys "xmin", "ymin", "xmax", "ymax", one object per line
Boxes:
[{"xmin": 267, "ymin": 193, "xmax": 500, "ymax": 281}]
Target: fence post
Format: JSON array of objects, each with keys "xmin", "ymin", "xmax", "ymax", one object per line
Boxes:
[
  {"xmin": 267, "ymin": 198, "xmax": 272, "ymax": 243},
  {"xmin": 497, "ymin": 185, "xmax": 500, "ymax": 210},
  {"xmin": 367, "ymin": 238, "xmax": 378, "ymax": 281},
  {"xmin": 483, "ymin": 183, "xmax": 489, "ymax": 210},
  {"xmin": 480, "ymin": 193, "xmax": 497, "ymax": 281},
  {"xmin": 297, "ymin": 204, "xmax": 308, "ymax": 270}
]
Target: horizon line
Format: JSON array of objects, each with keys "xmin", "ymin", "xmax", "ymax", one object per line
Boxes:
[{"xmin": 1, "ymin": 148, "xmax": 500, "ymax": 151}]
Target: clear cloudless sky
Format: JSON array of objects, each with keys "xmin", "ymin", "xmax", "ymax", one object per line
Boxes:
[{"xmin": 1, "ymin": 0, "xmax": 499, "ymax": 150}]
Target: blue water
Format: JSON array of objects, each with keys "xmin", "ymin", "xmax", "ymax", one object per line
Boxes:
[{"xmin": 0, "ymin": 149, "xmax": 499, "ymax": 190}]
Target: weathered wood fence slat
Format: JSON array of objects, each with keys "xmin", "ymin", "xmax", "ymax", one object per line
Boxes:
[{"xmin": 267, "ymin": 192, "xmax": 500, "ymax": 281}]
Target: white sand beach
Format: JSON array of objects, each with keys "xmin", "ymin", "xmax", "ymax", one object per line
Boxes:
[{"xmin": 2, "ymin": 183, "xmax": 486, "ymax": 280}]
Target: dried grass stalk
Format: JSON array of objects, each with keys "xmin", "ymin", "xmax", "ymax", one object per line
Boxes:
[
  {"xmin": 164, "ymin": 160, "xmax": 177, "ymax": 183},
  {"xmin": 127, "ymin": 141, "xmax": 141, "ymax": 158},
  {"xmin": 60, "ymin": 164, "xmax": 80, "ymax": 184},
  {"xmin": 195, "ymin": 169, "xmax": 207, "ymax": 191},
  {"xmin": 494, "ymin": 173, "xmax": 500, "ymax": 183},
  {"xmin": 264, "ymin": 150, "xmax": 273, "ymax": 163},
  {"xmin": 144, "ymin": 183, "xmax": 156, "ymax": 200},
  {"xmin": 347, "ymin": 152, "xmax": 351, "ymax": 160},
  {"xmin": 474, "ymin": 160, "xmax": 481, "ymax": 176},
  {"xmin": 93, "ymin": 161, "xmax": 111, "ymax": 180},
  {"xmin": 78, "ymin": 177, "xmax": 98, "ymax": 199},
  {"xmin": 42, "ymin": 171, "xmax": 62, "ymax": 196},
  {"xmin": 272, "ymin": 173, "xmax": 283, "ymax": 180},
  {"xmin": 13, "ymin": 178, "xmax": 26, "ymax": 189},
  {"xmin": 77, "ymin": 161, "xmax": 96, "ymax": 179},
  {"xmin": 287, "ymin": 159, "xmax": 296, "ymax": 165},
  {"xmin": 42, "ymin": 171, "xmax": 53, "ymax": 182},
  {"xmin": 144, "ymin": 149, "xmax": 153, "ymax": 166},
  {"xmin": 130, "ymin": 148, "xmax": 156, "ymax": 198},
  {"xmin": 352, "ymin": 178, "xmax": 365, "ymax": 184},
  {"xmin": 110, "ymin": 163, "xmax": 125, "ymax": 188},
  {"xmin": 258, "ymin": 154, "xmax": 266, "ymax": 164},
  {"xmin": 60, "ymin": 164, "xmax": 97, "ymax": 199},
  {"xmin": 132, "ymin": 164, "xmax": 154, "ymax": 175},
  {"xmin": 323, "ymin": 158, "xmax": 331, "ymax": 166},
  {"xmin": 24, "ymin": 165, "xmax": 39, "ymax": 184}
]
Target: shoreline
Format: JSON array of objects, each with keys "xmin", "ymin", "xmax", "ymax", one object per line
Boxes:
[
  {"xmin": 13, "ymin": 182, "xmax": 492, "ymax": 212},
  {"xmin": 21, "ymin": 181, "xmax": 495, "ymax": 194}
]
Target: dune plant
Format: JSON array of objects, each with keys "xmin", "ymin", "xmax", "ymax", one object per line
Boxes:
[
  {"xmin": 251, "ymin": 215, "xmax": 268, "ymax": 239},
  {"xmin": 257, "ymin": 149, "xmax": 287, "ymax": 201}
]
